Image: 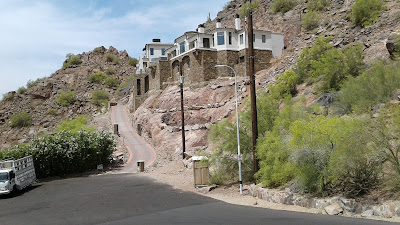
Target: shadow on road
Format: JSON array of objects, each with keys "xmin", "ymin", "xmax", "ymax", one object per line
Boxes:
[{"xmin": 0, "ymin": 184, "xmax": 42, "ymax": 199}]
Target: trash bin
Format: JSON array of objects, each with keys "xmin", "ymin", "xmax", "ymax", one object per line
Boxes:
[
  {"xmin": 192, "ymin": 156, "xmax": 209, "ymax": 187},
  {"xmin": 137, "ymin": 160, "xmax": 145, "ymax": 172}
]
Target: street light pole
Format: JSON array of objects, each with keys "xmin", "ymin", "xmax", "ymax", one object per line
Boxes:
[
  {"xmin": 215, "ymin": 65, "xmax": 243, "ymax": 194},
  {"xmin": 180, "ymin": 74, "xmax": 186, "ymax": 160}
]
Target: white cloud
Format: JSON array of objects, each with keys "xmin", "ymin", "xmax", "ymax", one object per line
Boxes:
[{"xmin": 0, "ymin": 0, "xmax": 230, "ymax": 95}]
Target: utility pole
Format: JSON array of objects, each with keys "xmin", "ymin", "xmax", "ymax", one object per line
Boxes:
[
  {"xmin": 179, "ymin": 64, "xmax": 186, "ymax": 160},
  {"xmin": 247, "ymin": 0, "xmax": 259, "ymax": 173}
]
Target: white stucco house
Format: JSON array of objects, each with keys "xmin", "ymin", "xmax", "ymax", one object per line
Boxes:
[{"xmin": 136, "ymin": 39, "xmax": 174, "ymax": 75}]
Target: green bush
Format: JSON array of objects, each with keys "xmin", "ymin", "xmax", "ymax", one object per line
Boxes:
[
  {"xmin": 129, "ymin": 57, "xmax": 138, "ymax": 67},
  {"xmin": 301, "ymin": 10, "xmax": 320, "ymax": 31},
  {"xmin": 295, "ymin": 37, "xmax": 334, "ymax": 83},
  {"xmin": 269, "ymin": 70, "xmax": 298, "ymax": 99},
  {"xmin": 307, "ymin": 0, "xmax": 329, "ymax": 11},
  {"xmin": 26, "ymin": 77, "xmax": 47, "ymax": 88},
  {"xmin": 56, "ymin": 90, "xmax": 76, "ymax": 107},
  {"xmin": 62, "ymin": 55, "xmax": 82, "ymax": 69},
  {"xmin": 17, "ymin": 86, "xmax": 27, "ymax": 94},
  {"xmin": 338, "ymin": 61, "xmax": 400, "ymax": 112},
  {"xmin": 47, "ymin": 108, "xmax": 57, "ymax": 115},
  {"xmin": 256, "ymin": 131, "xmax": 295, "ymax": 187},
  {"xmin": 10, "ymin": 112, "xmax": 32, "ymax": 128},
  {"xmin": 296, "ymin": 37, "xmax": 364, "ymax": 93},
  {"xmin": 105, "ymin": 68, "xmax": 115, "ymax": 75},
  {"xmin": 91, "ymin": 90, "xmax": 109, "ymax": 106},
  {"xmin": 271, "ymin": 0, "xmax": 296, "ymax": 14},
  {"xmin": 93, "ymin": 47, "xmax": 101, "ymax": 54},
  {"xmin": 289, "ymin": 116, "xmax": 382, "ymax": 195},
  {"xmin": 351, "ymin": 0, "xmax": 384, "ymax": 27},
  {"xmin": 2, "ymin": 92, "xmax": 15, "ymax": 101},
  {"xmin": 1, "ymin": 129, "xmax": 115, "ymax": 178},
  {"xmin": 106, "ymin": 54, "xmax": 120, "ymax": 64},
  {"xmin": 105, "ymin": 77, "xmax": 120, "ymax": 88},
  {"xmin": 256, "ymin": 98, "xmax": 307, "ymax": 187},
  {"xmin": 89, "ymin": 72, "xmax": 108, "ymax": 83},
  {"xmin": 55, "ymin": 115, "xmax": 95, "ymax": 134},
  {"xmin": 209, "ymin": 92, "xmax": 279, "ymax": 184}
]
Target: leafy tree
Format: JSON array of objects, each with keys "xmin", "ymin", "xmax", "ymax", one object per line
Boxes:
[
  {"xmin": 295, "ymin": 37, "xmax": 334, "ymax": 83},
  {"xmin": 351, "ymin": 0, "xmax": 384, "ymax": 27},
  {"xmin": 1, "ymin": 129, "xmax": 115, "ymax": 178},
  {"xmin": 129, "ymin": 57, "xmax": 138, "ymax": 67},
  {"xmin": 238, "ymin": 0, "xmax": 259, "ymax": 18},
  {"xmin": 17, "ymin": 86, "xmax": 27, "ymax": 94},
  {"xmin": 338, "ymin": 61, "xmax": 400, "ymax": 112},
  {"xmin": 269, "ymin": 70, "xmax": 298, "ymax": 99}
]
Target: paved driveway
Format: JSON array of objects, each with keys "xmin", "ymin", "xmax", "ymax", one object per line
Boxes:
[
  {"xmin": 0, "ymin": 174, "xmax": 395, "ymax": 225},
  {"xmin": 111, "ymin": 105, "xmax": 156, "ymax": 172}
]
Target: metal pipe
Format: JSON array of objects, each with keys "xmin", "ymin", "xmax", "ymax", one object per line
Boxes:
[{"xmin": 215, "ymin": 65, "xmax": 243, "ymax": 194}]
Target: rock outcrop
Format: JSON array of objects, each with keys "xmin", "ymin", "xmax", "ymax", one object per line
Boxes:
[{"xmin": 0, "ymin": 46, "xmax": 135, "ymax": 149}]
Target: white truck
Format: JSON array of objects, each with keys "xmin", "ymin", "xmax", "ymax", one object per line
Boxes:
[{"xmin": 0, "ymin": 156, "xmax": 36, "ymax": 194}]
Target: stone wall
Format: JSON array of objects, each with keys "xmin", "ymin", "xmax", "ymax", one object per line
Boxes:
[{"xmin": 245, "ymin": 184, "xmax": 400, "ymax": 219}]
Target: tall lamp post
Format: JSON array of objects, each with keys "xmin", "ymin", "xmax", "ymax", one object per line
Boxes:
[
  {"xmin": 215, "ymin": 65, "xmax": 243, "ymax": 194},
  {"xmin": 180, "ymin": 74, "xmax": 186, "ymax": 160}
]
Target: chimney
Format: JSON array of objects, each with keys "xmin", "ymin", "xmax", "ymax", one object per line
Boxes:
[
  {"xmin": 152, "ymin": 39, "xmax": 161, "ymax": 43},
  {"xmin": 216, "ymin": 18, "xmax": 221, "ymax": 29},
  {"xmin": 235, "ymin": 14, "xmax": 241, "ymax": 30},
  {"xmin": 198, "ymin": 24, "xmax": 205, "ymax": 33}
]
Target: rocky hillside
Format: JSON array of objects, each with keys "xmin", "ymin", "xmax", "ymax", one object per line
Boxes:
[
  {"xmin": 131, "ymin": 0, "xmax": 400, "ymax": 155},
  {"xmin": 0, "ymin": 46, "xmax": 135, "ymax": 149}
]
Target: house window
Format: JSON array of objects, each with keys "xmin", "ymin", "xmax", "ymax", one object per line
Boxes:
[
  {"xmin": 228, "ymin": 32, "xmax": 232, "ymax": 45},
  {"xmin": 187, "ymin": 61, "xmax": 190, "ymax": 69},
  {"xmin": 239, "ymin": 56, "xmax": 245, "ymax": 63},
  {"xmin": 262, "ymin": 35, "xmax": 266, "ymax": 43},
  {"xmin": 253, "ymin": 34, "xmax": 255, "ymax": 43},
  {"xmin": 240, "ymin": 34, "xmax": 243, "ymax": 45},
  {"xmin": 137, "ymin": 79, "xmax": 141, "ymax": 96},
  {"xmin": 203, "ymin": 38, "xmax": 210, "ymax": 48},
  {"xmin": 145, "ymin": 76, "xmax": 149, "ymax": 93},
  {"xmin": 217, "ymin": 32, "xmax": 225, "ymax": 45},
  {"xmin": 162, "ymin": 48, "xmax": 165, "ymax": 55},
  {"xmin": 150, "ymin": 48, "xmax": 154, "ymax": 55},
  {"xmin": 180, "ymin": 42, "xmax": 185, "ymax": 54}
]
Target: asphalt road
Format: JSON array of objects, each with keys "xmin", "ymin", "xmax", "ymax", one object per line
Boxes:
[
  {"xmin": 0, "ymin": 173, "xmax": 395, "ymax": 225},
  {"xmin": 111, "ymin": 105, "xmax": 156, "ymax": 172}
]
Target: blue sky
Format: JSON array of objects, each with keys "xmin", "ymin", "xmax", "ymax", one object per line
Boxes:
[{"xmin": 0, "ymin": 0, "xmax": 230, "ymax": 96}]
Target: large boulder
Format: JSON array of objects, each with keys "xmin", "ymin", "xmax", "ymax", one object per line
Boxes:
[
  {"xmin": 30, "ymin": 82, "xmax": 53, "ymax": 99},
  {"xmin": 387, "ymin": 31, "xmax": 400, "ymax": 60}
]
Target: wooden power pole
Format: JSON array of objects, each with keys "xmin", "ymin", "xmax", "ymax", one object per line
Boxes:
[{"xmin": 247, "ymin": 0, "xmax": 259, "ymax": 173}]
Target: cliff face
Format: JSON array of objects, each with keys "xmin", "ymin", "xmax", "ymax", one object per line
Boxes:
[
  {"xmin": 131, "ymin": 0, "xmax": 400, "ymax": 154},
  {"xmin": 0, "ymin": 46, "xmax": 135, "ymax": 149}
]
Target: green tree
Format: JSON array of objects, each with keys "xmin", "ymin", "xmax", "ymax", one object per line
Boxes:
[
  {"xmin": 351, "ymin": 0, "xmax": 384, "ymax": 27},
  {"xmin": 238, "ymin": 0, "xmax": 259, "ymax": 18},
  {"xmin": 307, "ymin": 0, "xmax": 329, "ymax": 11}
]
